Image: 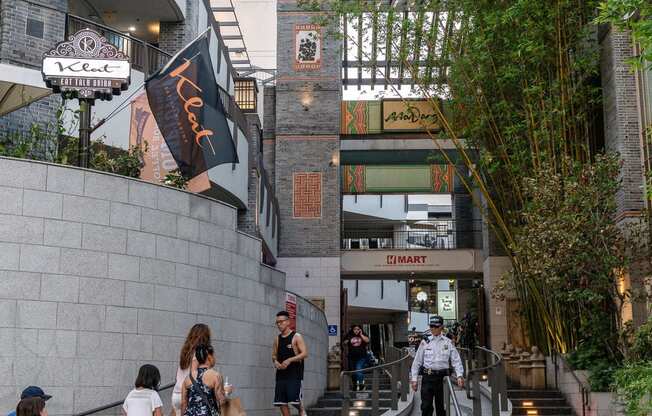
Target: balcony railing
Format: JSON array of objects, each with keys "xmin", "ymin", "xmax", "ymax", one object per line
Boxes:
[
  {"xmin": 342, "ymin": 219, "xmax": 482, "ymax": 250},
  {"xmin": 66, "ymin": 14, "xmax": 250, "ymax": 143},
  {"xmin": 65, "ymin": 14, "xmax": 170, "ymax": 77}
]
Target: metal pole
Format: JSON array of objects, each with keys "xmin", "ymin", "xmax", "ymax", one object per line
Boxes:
[
  {"xmin": 390, "ymin": 363, "xmax": 399, "ymax": 410},
  {"xmin": 78, "ymin": 99, "xmax": 93, "ymax": 168},
  {"xmin": 472, "ymin": 372, "xmax": 482, "ymax": 416},
  {"xmin": 371, "ymin": 368, "xmax": 380, "ymax": 416},
  {"xmin": 400, "ymin": 358, "xmax": 409, "ymax": 401},
  {"xmin": 341, "ymin": 374, "xmax": 350, "ymax": 416}
]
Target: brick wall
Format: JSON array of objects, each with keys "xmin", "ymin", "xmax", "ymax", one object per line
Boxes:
[
  {"xmin": 238, "ymin": 113, "xmax": 262, "ymax": 236},
  {"xmin": 159, "ymin": 0, "xmax": 200, "ymax": 54},
  {"xmin": 0, "ymin": 158, "xmax": 328, "ymax": 416},
  {"xmin": 600, "ymin": 27, "xmax": 645, "ymax": 217},
  {"xmin": 0, "ymin": 0, "xmax": 67, "ymax": 137},
  {"xmin": 262, "ymin": 86, "xmax": 276, "ymax": 191}
]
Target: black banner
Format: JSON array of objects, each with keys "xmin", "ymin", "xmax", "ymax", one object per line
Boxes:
[{"xmin": 145, "ymin": 31, "xmax": 238, "ymax": 178}]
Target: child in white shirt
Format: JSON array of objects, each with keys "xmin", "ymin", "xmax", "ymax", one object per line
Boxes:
[{"xmin": 123, "ymin": 364, "xmax": 164, "ymax": 416}]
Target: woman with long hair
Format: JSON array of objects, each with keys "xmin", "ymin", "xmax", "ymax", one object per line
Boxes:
[
  {"xmin": 16, "ymin": 397, "xmax": 46, "ymax": 416},
  {"xmin": 343, "ymin": 324, "xmax": 370, "ymax": 390},
  {"xmin": 172, "ymin": 324, "xmax": 212, "ymax": 416}
]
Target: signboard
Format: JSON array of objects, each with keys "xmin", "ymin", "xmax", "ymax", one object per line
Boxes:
[
  {"xmin": 328, "ymin": 325, "xmax": 338, "ymax": 336},
  {"xmin": 340, "ymin": 250, "xmax": 479, "ymax": 274},
  {"xmin": 42, "ymin": 29, "xmax": 130, "ymax": 100},
  {"xmin": 129, "ymin": 93, "xmax": 210, "ymax": 192},
  {"xmin": 294, "ymin": 24, "xmax": 321, "ymax": 71},
  {"xmin": 382, "ymin": 100, "xmax": 440, "ymax": 132},
  {"xmin": 438, "ymin": 291, "xmax": 456, "ymax": 320},
  {"xmin": 285, "ymin": 292, "xmax": 297, "ymax": 331}
]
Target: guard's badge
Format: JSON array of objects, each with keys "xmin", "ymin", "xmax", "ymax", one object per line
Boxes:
[{"xmin": 444, "ymin": 345, "xmax": 449, "ymax": 351}]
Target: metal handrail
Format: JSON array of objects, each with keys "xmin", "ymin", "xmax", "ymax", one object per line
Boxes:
[
  {"xmin": 444, "ymin": 376, "xmax": 464, "ymax": 416},
  {"xmin": 552, "ymin": 350, "xmax": 591, "ymax": 416},
  {"xmin": 340, "ymin": 347, "xmax": 413, "ymax": 416},
  {"xmin": 459, "ymin": 346, "xmax": 509, "ymax": 416},
  {"xmin": 72, "ymin": 382, "xmax": 175, "ymax": 416}
]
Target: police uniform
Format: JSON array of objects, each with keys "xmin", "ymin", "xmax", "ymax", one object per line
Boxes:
[{"xmin": 410, "ymin": 316, "xmax": 464, "ymax": 416}]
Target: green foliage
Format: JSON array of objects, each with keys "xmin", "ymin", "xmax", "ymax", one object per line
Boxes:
[
  {"xmin": 596, "ymin": 0, "xmax": 652, "ymax": 68},
  {"xmin": 163, "ymin": 169, "xmax": 189, "ymax": 190},
  {"xmin": 90, "ymin": 140, "xmax": 146, "ymax": 178},
  {"xmin": 630, "ymin": 316, "xmax": 652, "ymax": 362},
  {"xmin": 613, "ymin": 361, "xmax": 652, "ymax": 415},
  {"xmin": 567, "ymin": 342, "xmax": 617, "ymax": 391}
]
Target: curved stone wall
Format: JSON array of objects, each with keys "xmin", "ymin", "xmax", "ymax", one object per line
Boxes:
[{"xmin": 0, "ymin": 158, "xmax": 328, "ymax": 416}]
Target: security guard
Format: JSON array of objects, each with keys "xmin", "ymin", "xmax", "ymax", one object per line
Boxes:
[{"xmin": 410, "ymin": 316, "xmax": 464, "ymax": 416}]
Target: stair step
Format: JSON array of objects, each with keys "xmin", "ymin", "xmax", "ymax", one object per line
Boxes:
[
  {"xmin": 511, "ymin": 407, "xmax": 573, "ymax": 415},
  {"xmin": 316, "ymin": 399, "xmax": 393, "ymax": 408},
  {"xmin": 508, "ymin": 390, "xmax": 564, "ymax": 399},
  {"xmin": 307, "ymin": 407, "xmax": 389, "ymax": 416},
  {"xmin": 511, "ymin": 398, "xmax": 568, "ymax": 407}
]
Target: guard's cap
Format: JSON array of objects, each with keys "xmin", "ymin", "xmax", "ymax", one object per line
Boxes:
[
  {"xmin": 429, "ymin": 315, "xmax": 444, "ymax": 327},
  {"xmin": 20, "ymin": 386, "xmax": 51, "ymax": 401}
]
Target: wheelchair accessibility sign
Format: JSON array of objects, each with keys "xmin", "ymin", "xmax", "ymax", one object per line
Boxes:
[{"xmin": 328, "ymin": 325, "xmax": 338, "ymax": 336}]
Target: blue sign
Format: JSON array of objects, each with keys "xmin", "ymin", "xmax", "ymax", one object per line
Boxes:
[{"xmin": 328, "ymin": 325, "xmax": 338, "ymax": 336}]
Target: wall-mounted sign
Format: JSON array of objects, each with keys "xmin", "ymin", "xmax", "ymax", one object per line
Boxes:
[
  {"xmin": 341, "ymin": 250, "xmax": 479, "ymax": 274},
  {"xmin": 42, "ymin": 29, "xmax": 131, "ymax": 100},
  {"xmin": 342, "ymin": 164, "xmax": 454, "ymax": 194},
  {"xmin": 328, "ymin": 325, "xmax": 338, "ymax": 336},
  {"xmin": 294, "ymin": 24, "xmax": 321, "ymax": 71},
  {"xmin": 437, "ymin": 291, "xmax": 456, "ymax": 320},
  {"xmin": 382, "ymin": 99, "xmax": 439, "ymax": 132},
  {"xmin": 285, "ymin": 292, "xmax": 297, "ymax": 331}
]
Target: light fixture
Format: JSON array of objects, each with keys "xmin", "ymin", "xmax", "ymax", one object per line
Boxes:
[
  {"xmin": 353, "ymin": 401, "xmax": 365, "ymax": 408},
  {"xmin": 416, "ymin": 291, "xmax": 428, "ymax": 302},
  {"xmin": 522, "ymin": 402, "xmax": 534, "ymax": 407},
  {"xmin": 128, "ymin": 26, "xmax": 136, "ymax": 32}
]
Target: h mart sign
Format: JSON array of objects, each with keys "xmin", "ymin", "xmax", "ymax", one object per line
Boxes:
[{"xmin": 386, "ymin": 255, "xmax": 428, "ymax": 265}]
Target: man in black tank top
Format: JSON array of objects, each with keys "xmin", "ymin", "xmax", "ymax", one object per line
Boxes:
[{"xmin": 272, "ymin": 311, "xmax": 308, "ymax": 416}]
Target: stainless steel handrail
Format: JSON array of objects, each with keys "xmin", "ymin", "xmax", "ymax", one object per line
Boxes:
[
  {"xmin": 72, "ymin": 382, "xmax": 175, "ymax": 416},
  {"xmin": 340, "ymin": 346, "xmax": 413, "ymax": 416},
  {"xmin": 444, "ymin": 376, "xmax": 464, "ymax": 416}
]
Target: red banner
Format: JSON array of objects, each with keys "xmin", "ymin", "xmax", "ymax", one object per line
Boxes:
[
  {"xmin": 285, "ymin": 292, "xmax": 297, "ymax": 331},
  {"xmin": 129, "ymin": 92, "xmax": 210, "ymax": 192}
]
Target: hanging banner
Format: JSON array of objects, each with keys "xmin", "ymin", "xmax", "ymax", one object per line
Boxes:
[
  {"xmin": 129, "ymin": 92, "xmax": 210, "ymax": 192},
  {"xmin": 145, "ymin": 30, "xmax": 238, "ymax": 179},
  {"xmin": 285, "ymin": 292, "xmax": 297, "ymax": 331}
]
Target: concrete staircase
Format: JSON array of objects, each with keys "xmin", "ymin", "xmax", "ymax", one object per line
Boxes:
[
  {"xmin": 308, "ymin": 374, "xmax": 394, "ymax": 416},
  {"xmin": 508, "ymin": 389, "xmax": 574, "ymax": 416}
]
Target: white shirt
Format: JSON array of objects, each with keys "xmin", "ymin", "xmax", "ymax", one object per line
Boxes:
[
  {"xmin": 410, "ymin": 333, "xmax": 464, "ymax": 382},
  {"xmin": 123, "ymin": 388, "xmax": 163, "ymax": 416}
]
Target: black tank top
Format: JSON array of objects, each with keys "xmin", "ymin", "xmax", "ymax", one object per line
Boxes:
[{"xmin": 276, "ymin": 331, "xmax": 304, "ymax": 380}]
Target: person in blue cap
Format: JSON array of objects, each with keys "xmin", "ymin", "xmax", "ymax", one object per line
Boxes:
[
  {"xmin": 7, "ymin": 387, "xmax": 51, "ymax": 416},
  {"xmin": 410, "ymin": 316, "xmax": 464, "ymax": 416}
]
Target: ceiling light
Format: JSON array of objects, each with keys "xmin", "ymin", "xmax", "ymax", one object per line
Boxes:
[{"xmin": 128, "ymin": 26, "xmax": 136, "ymax": 32}]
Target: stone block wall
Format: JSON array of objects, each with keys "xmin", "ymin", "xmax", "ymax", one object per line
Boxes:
[{"xmin": 0, "ymin": 158, "xmax": 328, "ymax": 416}]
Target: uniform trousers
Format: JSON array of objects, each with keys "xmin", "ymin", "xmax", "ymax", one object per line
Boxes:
[{"xmin": 420, "ymin": 373, "xmax": 447, "ymax": 416}]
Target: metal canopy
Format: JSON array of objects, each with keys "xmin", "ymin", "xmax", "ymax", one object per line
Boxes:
[{"xmin": 342, "ymin": 5, "xmax": 456, "ymax": 90}]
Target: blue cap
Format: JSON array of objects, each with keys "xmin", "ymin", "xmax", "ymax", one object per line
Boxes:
[
  {"xmin": 429, "ymin": 315, "xmax": 444, "ymax": 327},
  {"xmin": 21, "ymin": 386, "xmax": 51, "ymax": 401}
]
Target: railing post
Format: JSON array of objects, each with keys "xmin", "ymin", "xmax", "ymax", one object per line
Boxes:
[
  {"xmin": 341, "ymin": 373, "xmax": 350, "ymax": 416},
  {"xmin": 390, "ymin": 363, "xmax": 399, "ymax": 410},
  {"xmin": 371, "ymin": 368, "xmax": 380, "ymax": 416},
  {"xmin": 498, "ymin": 361, "xmax": 508, "ymax": 411},
  {"xmin": 444, "ymin": 377, "xmax": 450, "ymax": 416},
  {"xmin": 472, "ymin": 371, "xmax": 482, "ymax": 416},
  {"xmin": 400, "ymin": 356, "xmax": 408, "ymax": 401},
  {"xmin": 489, "ymin": 368, "xmax": 499, "ymax": 416}
]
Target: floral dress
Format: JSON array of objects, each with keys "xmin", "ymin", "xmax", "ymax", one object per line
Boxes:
[{"xmin": 185, "ymin": 368, "xmax": 219, "ymax": 416}]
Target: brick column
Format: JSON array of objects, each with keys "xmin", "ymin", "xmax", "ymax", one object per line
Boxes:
[{"xmin": 274, "ymin": 1, "xmax": 341, "ymax": 346}]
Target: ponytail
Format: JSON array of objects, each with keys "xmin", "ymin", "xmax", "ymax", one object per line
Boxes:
[{"xmin": 195, "ymin": 344, "xmax": 214, "ymax": 364}]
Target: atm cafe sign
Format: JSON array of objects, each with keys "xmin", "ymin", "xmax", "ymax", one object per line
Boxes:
[{"xmin": 42, "ymin": 29, "xmax": 130, "ymax": 100}]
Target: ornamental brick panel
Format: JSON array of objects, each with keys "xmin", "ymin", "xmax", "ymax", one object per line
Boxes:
[{"xmin": 293, "ymin": 172, "xmax": 322, "ymax": 218}]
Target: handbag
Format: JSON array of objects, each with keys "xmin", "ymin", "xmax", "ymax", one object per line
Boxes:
[
  {"xmin": 189, "ymin": 371, "xmax": 220, "ymax": 416},
  {"xmin": 221, "ymin": 397, "xmax": 246, "ymax": 416}
]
